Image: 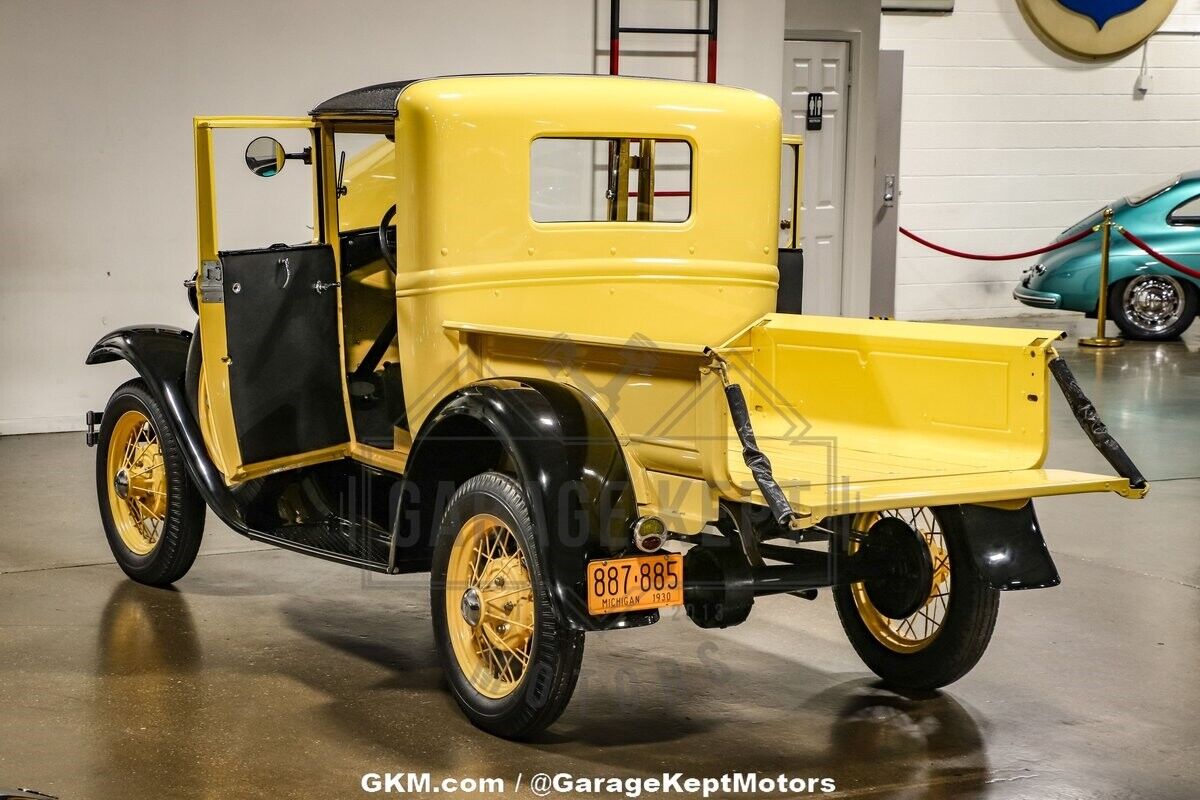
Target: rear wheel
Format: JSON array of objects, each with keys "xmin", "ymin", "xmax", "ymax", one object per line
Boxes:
[
  {"xmin": 431, "ymin": 471, "xmax": 584, "ymax": 739},
  {"xmin": 1109, "ymin": 274, "xmax": 1197, "ymax": 340},
  {"xmin": 96, "ymin": 379, "xmax": 206, "ymax": 586},
  {"xmin": 833, "ymin": 507, "xmax": 999, "ymax": 690}
]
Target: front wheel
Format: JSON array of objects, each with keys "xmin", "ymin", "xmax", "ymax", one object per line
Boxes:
[
  {"xmin": 96, "ymin": 379, "xmax": 206, "ymax": 586},
  {"xmin": 1108, "ymin": 274, "xmax": 1197, "ymax": 340},
  {"xmin": 431, "ymin": 471, "xmax": 584, "ymax": 739},
  {"xmin": 833, "ymin": 507, "xmax": 999, "ymax": 691}
]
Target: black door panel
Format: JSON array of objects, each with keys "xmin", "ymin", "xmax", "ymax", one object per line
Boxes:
[{"xmin": 220, "ymin": 244, "xmax": 348, "ymax": 464}]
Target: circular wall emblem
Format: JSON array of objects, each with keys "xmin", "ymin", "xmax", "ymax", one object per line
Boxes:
[{"xmin": 1019, "ymin": 0, "xmax": 1178, "ymax": 59}]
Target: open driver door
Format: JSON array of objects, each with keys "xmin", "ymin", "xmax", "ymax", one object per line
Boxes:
[{"xmin": 192, "ymin": 117, "xmax": 349, "ymax": 482}]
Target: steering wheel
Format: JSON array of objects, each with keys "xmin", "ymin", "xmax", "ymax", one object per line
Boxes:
[{"xmin": 378, "ymin": 204, "xmax": 397, "ymax": 272}]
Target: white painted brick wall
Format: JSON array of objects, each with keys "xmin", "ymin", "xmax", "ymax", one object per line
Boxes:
[{"xmin": 881, "ymin": 0, "xmax": 1200, "ymax": 319}]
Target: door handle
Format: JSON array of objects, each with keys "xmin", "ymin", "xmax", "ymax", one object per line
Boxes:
[
  {"xmin": 313, "ymin": 280, "xmax": 341, "ymax": 294},
  {"xmin": 276, "ymin": 257, "xmax": 291, "ymax": 289},
  {"xmin": 882, "ymin": 174, "xmax": 896, "ymax": 206}
]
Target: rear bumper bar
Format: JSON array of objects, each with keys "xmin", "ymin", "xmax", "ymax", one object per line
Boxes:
[{"xmin": 1013, "ymin": 285, "xmax": 1061, "ymax": 308}]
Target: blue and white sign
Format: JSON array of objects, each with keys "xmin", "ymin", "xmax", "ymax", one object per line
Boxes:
[{"xmin": 1020, "ymin": 0, "xmax": 1177, "ymax": 59}]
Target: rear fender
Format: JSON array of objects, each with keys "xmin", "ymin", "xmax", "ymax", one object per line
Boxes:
[
  {"xmin": 398, "ymin": 379, "xmax": 655, "ymax": 631},
  {"xmin": 943, "ymin": 502, "xmax": 1060, "ymax": 590},
  {"xmin": 86, "ymin": 325, "xmax": 244, "ymax": 527}
]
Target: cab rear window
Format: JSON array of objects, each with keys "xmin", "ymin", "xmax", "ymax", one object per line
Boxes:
[{"xmin": 530, "ymin": 137, "xmax": 692, "ymax": 223}]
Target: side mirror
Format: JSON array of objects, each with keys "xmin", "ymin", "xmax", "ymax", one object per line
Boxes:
[{"xmin": 245, "ymin": 136, "xmax": 286, "ymax": 177}]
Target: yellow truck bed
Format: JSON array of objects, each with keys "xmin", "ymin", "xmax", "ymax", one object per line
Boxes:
[{"xmin": 717, "ymin": 314, "xmax": 1144, "ymax": 521}]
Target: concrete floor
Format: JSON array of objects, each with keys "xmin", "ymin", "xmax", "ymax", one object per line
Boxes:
[{"xmin": 1, "ymin": 315, "xmax": 1198, "ymax": 799}]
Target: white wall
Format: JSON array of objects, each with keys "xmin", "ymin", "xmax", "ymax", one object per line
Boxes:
[
  {"xmin": 0, "ymin": 0, "xmax": 877, "ymax": 433},
  {"xmin": 0, "ymin": 0, "xmax": 595, "ymax": 435},
  {"xmin": 882, "ymin": 0, "xmax": 1200, "ymax": 320}
]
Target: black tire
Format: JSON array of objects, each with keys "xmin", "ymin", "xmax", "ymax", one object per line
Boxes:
[
  {"xmin": 1108, "ymin": 274, "xmax": 1198, "ymax": 341},
  {"xmin": 833, "ymin": 507, "xmax": 999, "ymax": 691},
  {"xmin": 430, "ymin": 471, "xmax": 584, "ymax": 739},
  {"xmin": 96, "ymin": 379, "xmax": 206, "ymax": 586}
]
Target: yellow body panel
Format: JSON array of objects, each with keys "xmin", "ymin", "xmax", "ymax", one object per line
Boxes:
[
  {"xmin": 390, "ymin": 76, "xmax": 782, "ymax": 436},
  {"xmin": 190, "ymin": 76, "xmax": 1141, "ymax": 524}
]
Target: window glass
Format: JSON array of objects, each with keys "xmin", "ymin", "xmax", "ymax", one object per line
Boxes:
[
  {"xmin": 530, "ymin": 137, "xmax": 692, "ymax": 223},
  {"xmin": 336, "ymin": 132, "xmax": 395, "ymax": 232},
  {"xmin": 1168, "ymin": 195, "xmax": 1200, "ymax": 225},
  {"xmin": 1126, "ymin": 175, "xmax": 1179, "ymax": 206},
  {"xmin": 779, "ymin": 143, "xmax": 799, "ymax": 249}
]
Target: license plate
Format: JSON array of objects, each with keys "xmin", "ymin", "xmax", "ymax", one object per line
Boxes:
[{"xmin": 586, "ymin": 553, "xmax": 684, "ymax": 615}]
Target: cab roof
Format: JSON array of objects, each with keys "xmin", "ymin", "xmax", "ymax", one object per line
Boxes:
[
  {"xmin": 311, "ymin": 80, "xmax": 418, "ymax": 118},
  {"xmin": 310, "ymin": 74, "xmax": 769, "ymax": 120}
]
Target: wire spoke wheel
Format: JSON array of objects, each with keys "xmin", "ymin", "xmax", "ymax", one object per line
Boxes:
[
  {"xmin": 850, "ymin": 508, "xmax": 951, "ymax": 654},
  {"xmin": 106, "ymin": 409, "xmax": 168, "ymax": 556},
  {"xmin": 432, "ymin": 472, "xmax": 584, "ymax": 739},
  {"xmin": 445, "ymin": 513, "xmax": 536, "ymax": 699}
]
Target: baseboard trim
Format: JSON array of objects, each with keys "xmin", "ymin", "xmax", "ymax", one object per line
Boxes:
[{"xmin": 0, "ymin": 416, "xmax": 87, "ymax": 436}]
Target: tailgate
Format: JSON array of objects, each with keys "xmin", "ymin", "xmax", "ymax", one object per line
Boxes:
[{"xmin": 716, "ymin": 314, "xmax": 1144, "ymax": 519}]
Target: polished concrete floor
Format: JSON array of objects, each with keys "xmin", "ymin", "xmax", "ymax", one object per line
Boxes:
[{"xmin": 1, "ymin": 315, "xmax": 1198, "ymax": 799}]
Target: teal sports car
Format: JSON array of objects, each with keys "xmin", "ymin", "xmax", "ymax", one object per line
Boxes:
[{"xmin": 1015, "ymin": 172, "xmax": 1200, "ymax": 339}]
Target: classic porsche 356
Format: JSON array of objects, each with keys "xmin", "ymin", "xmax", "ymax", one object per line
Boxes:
[{"xmin": 86, "ymin": 75, "xmax": 1146, "ymax": 738}]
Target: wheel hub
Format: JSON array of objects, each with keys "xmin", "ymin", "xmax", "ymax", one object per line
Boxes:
[
  {"xmin": 113, "ymin": 468, "xmax": 131, "ymax": 499},
  {"xmin": 460, "ymin": 587, "xmax": 483, "ymax": 627},
  {"xmin": 106, "ymin": 410, "xmax": 168, "ymax": 556},
  {"xmin": 859, "ymin": 516, "xmax": 934, "ymax": 620},
  {"xmin": 1125, "ymin": 275, "xmax": 1183, "ymax": 332},
  {"xmin": 444, "ymin": 513, "xmax": 537, "ymax": 699}
]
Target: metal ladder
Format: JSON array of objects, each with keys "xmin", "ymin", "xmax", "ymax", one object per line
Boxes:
[{"xmin": 608, "ymin": 0, "xmax": 719, "ymax": 83}]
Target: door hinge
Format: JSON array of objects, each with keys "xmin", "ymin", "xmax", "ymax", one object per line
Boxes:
[{"xmin": 199, "ymin": 260, "xmax": 223, "ymax": 303}]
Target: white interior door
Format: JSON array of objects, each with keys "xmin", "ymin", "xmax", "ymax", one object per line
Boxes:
[{"xmin": 782, "ymin": 40, "xmax": 849, "ymax": 315}]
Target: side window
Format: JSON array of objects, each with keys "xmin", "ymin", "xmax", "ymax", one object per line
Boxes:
[
  {"xmin": 530, "ymin": 137, "xmax": 692, "ymax": 223},
  {"xmin": 1168, "ymin": 195, "xmax": 1200, "ymax": 227},
  {"xmin": 215, "ymin": 128, "xmax": 316, "ymax": 250},
  {"xmin": 335, "ymin": 132, "xmax": 395, "ymax": 232}
]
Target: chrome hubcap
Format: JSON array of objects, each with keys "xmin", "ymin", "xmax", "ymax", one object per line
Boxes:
[
  {"xmin": 460, "ymin": 587, "xmax": 482, "ymax": 627},
  {"xmin": 1124, "ymin": 275, "xmax": 1184, "ymax": 333},
  {"xmin": 113, "ymin": 469, "xmax": 131, "ymax": 499}
]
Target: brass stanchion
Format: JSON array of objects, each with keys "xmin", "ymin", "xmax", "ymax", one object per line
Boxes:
[{"xmin": 1079, "ymin": 207, "xmax": 1124, "ymax": 348}]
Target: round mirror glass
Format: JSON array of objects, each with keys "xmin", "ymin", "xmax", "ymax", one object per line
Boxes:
[{"xmin": 245, "ymin": 136, "xmax": 286, "ymax": 177}]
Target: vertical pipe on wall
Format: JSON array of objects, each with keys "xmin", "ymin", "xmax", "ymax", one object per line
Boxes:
[
  {"xmin": 610, "ymin": 0, "xmax": 621, "ymax": 75},
  {"xmin": 707, "ymin": 0, "xmax": 719, "ymax": 82}
]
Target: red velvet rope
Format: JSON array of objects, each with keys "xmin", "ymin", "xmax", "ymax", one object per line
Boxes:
[
  {"xmin": 899, "ymin": 225, "xmax": 1095, "ymax": 261},
  {"xmin": 1116, "ymin": 227, "xmax": 1200, "ymax": 280}
]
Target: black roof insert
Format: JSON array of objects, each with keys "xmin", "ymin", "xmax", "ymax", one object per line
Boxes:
[{"xmin": 310, "ymin": 80, "xmax": 419, "ymax": 118}]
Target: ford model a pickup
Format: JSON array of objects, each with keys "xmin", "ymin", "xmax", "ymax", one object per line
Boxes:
[{"xmin": 86, "ymin": 76, "xmax": 1146, "ymax": 738}]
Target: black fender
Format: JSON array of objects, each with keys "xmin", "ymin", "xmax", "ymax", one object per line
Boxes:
[
  {"xmin": 398, "ymin": 378, "xmax": 656, "ymax": 631},
  {"xmin": 943, "ymin": 502, "xmax": 1060, "ymax": 590},
  {"xmin": 86, "ymin": 325, "xmax": 246, "ymax": 528}
]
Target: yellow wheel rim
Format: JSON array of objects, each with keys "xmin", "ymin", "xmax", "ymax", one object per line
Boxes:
[
  {"xmin": 850, "ymin": 508, "xmax": 951, "ymax": 654},
  {"xmin": 445, "ymin": 513, "xmax": 536, "ymax": 699},
  {"xmin": 105, "ymin": 409, "xmax": 168, "ymax": 556}
]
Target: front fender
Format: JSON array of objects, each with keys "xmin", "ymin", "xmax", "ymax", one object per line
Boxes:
[
  {"xmin": 400, "ymin": 379, "xmax": 654, "ymax": 631},
  {"xmin": 86, "ymin": 325, "xmax": 244, "ymax": 527}
]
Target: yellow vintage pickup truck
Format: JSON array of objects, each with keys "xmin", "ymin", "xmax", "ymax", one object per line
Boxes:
[{"xmin": 85, "ymin": 75, "xmax": 1145, "ymax": 739}]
